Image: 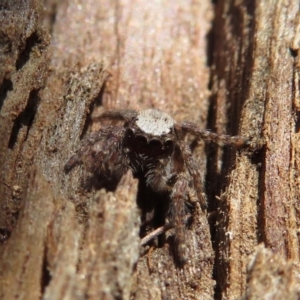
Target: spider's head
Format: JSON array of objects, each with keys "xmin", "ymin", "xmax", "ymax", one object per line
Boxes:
[
  {"xmin": 135, "ymin": 109, "xmax": 174, "ymax": 136},
  {"xmin": 124, "ymin": 109, "xmax": 175, "ymax": 156}
]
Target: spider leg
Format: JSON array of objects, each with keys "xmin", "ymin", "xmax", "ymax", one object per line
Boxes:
[
  {"xmin": 92, "ymin": 109, "xmax": 138, "ymax": 123},
  {"xmin": 64, "ymin": 129, "xmax": 108, "ymax": 172},
  {"xmin": 179, "ymin": 142, "xmax": 207, "ymax": 209},
  {"xmin": 169, "ymin": 174, "xmax": 191, "ymax": 264},
  {"xmin": 175, "ymin": 122, "xmax": 249, "ymax": 147},
  {"xmin": 64, "ymin": 125, "xmax": 126, "ymax": 176}
]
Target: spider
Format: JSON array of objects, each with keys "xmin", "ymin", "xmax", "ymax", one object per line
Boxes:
[{"xmin": 65, "ymin": 109, "xmax": 248, "ymax": 263}]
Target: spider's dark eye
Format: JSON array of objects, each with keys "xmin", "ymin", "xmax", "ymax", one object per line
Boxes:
[
  {"xmin": 126, "ymin": 128, "xmax": 135, "ymax": 139},
  {"xmin": 135, "ymin": 135, "xmax": 147, "ymax": 147},
  {"xmin": 149, "ymin": 139, "xmax": 162, "ymax": 150},
  {"xmin": 164, "ymin": 139, "xmax": 174, "ymax": 149}
]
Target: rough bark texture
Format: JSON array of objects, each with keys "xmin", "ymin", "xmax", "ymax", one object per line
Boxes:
[{"xmin": 0, "ymin": 0, "xmax": 300, "ymax": 299}]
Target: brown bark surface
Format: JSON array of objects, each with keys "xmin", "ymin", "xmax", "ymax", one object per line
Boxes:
[{"xmin": 0, "ymin": 0, "xmax": 300, "ymax": 299}]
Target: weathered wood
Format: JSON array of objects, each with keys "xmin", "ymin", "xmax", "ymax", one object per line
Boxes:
[
  {"xmin": 210, "ymin": 0, "xmax": 300, "ymax": 298},
  {"xmin": 1, "ymin": 0, "xmax": 300, "ymax": 299},
  {"xmin": 242, "ymin": 245, "xmax": 300, "ymax": 300}
]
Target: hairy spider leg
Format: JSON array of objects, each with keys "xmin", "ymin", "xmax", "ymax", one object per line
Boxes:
[
  {"xmin": 179, "ymin": 142, "xmax": 207, "ymax": 210},
  {"xmin": 90, "ymin": 126, "xmax": 128, "ymax": 177},
  {"xmin": 92, "ymin": 109, "xmax": 138, "ymax": 122},
  {"xmin": 177, "ymin": 122, "xmax": 249, "ymax": 147},
  {"xmin": 64, "ymin": 125, "xmax": 126, "ymax": 175},
  {"xmin": 64, "ymin": 130, "xmax": 107, "ymax": 172},
  {"xmin": 170, "ymin": 174, "xmax": 190, "ymax": 264}
]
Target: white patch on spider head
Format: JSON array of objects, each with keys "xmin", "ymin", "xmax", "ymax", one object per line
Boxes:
[{"xmin": 136, "ymin": 109, "xmax": 174, "ymax": 135}]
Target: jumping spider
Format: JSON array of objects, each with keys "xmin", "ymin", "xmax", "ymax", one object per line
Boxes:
[{"xmin": 65, "ymin": 109, "xmax": 248, "ymax": 263}]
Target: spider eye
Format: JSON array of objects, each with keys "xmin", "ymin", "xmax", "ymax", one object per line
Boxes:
[
  {"xmin": 149, "ymin": 139, "xmax": 162, "ymax": 150},
  {"xmin": 135, "ymin": 135, "xmax": 147, "ymax": 147},
  {"xmin": 126, "ymin": 128, "xmax": 135, "ymax": 139},
  {"xmin": 164, "ymin": 139, "xmax": 174, "ymax": 149}
]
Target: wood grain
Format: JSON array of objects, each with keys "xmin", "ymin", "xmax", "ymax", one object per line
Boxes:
[{"xmin": 1, "ymin": 0, "xmax": 300, "ymax": 299}]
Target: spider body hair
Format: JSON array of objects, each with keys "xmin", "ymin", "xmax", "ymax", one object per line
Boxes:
[{"xmin": 65, "ymin": 108, "xmax": 248, "ymax": 263}]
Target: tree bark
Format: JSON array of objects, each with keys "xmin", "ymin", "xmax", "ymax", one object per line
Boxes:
[{"xmin": 0, "ymin": 0, "xmax": 299, "ymax": 299}]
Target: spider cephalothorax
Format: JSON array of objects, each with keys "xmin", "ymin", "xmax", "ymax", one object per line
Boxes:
[{"xmin": 65, "ymin": 109, "xmax": 248, "ymax": 263}]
